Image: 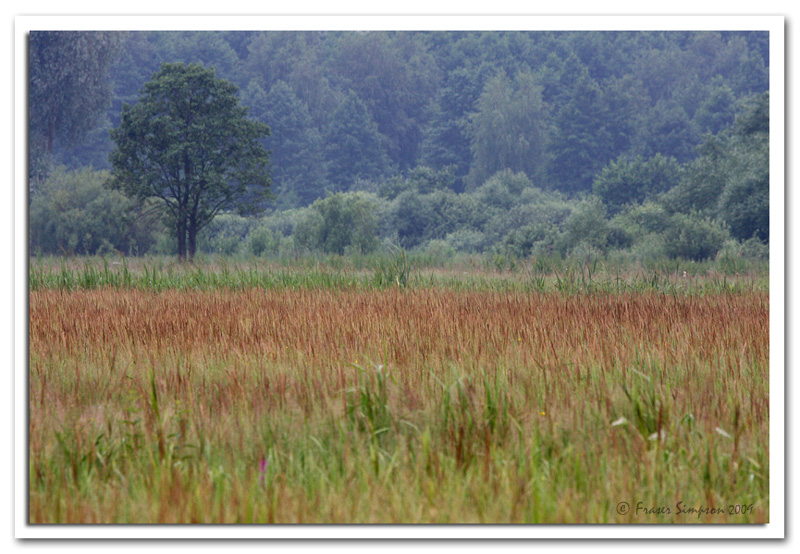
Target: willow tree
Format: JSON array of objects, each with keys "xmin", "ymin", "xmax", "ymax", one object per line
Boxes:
[{"xmin": 108, "ymin": 62, "xmax": 271, "ymax": 260}]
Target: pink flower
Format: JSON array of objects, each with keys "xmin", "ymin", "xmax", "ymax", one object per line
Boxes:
[{"xmin": 259, "ymin": 458, "xmax": 268, "ymax": 486}]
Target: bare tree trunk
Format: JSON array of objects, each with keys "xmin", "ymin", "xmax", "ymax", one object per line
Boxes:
[
  {"xmin": 187, "ymin": 217, "xmax": 197, "ymax": 261},
  {"xmin": 176, "ymin": 217, "xmax": 187, "ymax": 261}
]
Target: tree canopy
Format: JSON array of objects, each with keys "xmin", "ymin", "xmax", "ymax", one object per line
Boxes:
[
  {"xmin": 29, "ymin": 31, "xmax": 124, "ymax": 181},
  {"xmin": 108, "ymin": 62, "xmax": 271, "ymax": 259},
  {"xmin": 32, "ymin": 30, "xmax": 771, "ymax": 262}
]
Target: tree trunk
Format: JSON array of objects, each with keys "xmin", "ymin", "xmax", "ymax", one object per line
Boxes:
[
  {"xmin": 187, "ymin": 218, "xmax": 197, "ymax": 261},
  {"xmin": 176, "ymin": 218, "xmax": 187, "ymax": 261}
]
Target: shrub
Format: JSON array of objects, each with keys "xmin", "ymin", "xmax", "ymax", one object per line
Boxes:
[
  {"xmin": 248, "ymin": 225, "xmax": 280, "ymax": 257},
  {"xmin": 628, "ymin": 233, "xmax": 668, "ymax": 263},
  {"xmin": 445, "ymin": 230, "xmax": 487, "ymax": 254},
  {"xmin": 662, "ymin": 213, "xmax": 730, "ymax": 261},
  {"xmin": 557, "ymin": 196, "xmax": 609, "ymax": 255},
  {"xmin": 293, "ymin": 192, "xmax": 380, "ymax": 255},
  {"xmin": 420, "ymin": 239, "xmax": 456, "ymax": 261},
  {"xmin": 196, "ymin": 214, "xmax": 253, "ymax": 256},
  {"xmin": 502, "ymin": 222, "xmax": 560, "ymax": 257},
  {"xmin": 389, "ymin": 190, "xmax": 435, "ymax": 249},
  {"xmin": 473, "ymin": 169, "xmax": 533, "ymax": 211},
  {"xmin": 593, "ymin": 153, "xmax": 681, "ymax": 214},
  {"xmin": 29, "ymin": 166, "xmax": 156, "ymax": 255}
]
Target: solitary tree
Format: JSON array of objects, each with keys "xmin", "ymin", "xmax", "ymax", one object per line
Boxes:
[{"xmin": 108, "ymin": 62, "xmax": 271, "ymax": 260}]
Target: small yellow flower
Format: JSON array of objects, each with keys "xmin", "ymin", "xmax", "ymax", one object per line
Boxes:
[{"xmin": 540, "ymin": 411, "xmax": 546, "ymax": 416}]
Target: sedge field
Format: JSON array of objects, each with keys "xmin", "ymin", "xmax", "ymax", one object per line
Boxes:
[{"xmin": 28, "ymin": 257, "xmax": 770, "ymax": 523}]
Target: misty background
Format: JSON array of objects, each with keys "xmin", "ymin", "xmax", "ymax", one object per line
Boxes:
[{"xmin": 28, "ymin": 30, "xmax": 770, "ymax": 263}]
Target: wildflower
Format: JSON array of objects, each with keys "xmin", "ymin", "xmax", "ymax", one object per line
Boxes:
[{"xmin": 259, "ymin": 457, "xmax": 268, "ymax": 487}]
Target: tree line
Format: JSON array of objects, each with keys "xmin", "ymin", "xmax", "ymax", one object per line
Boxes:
[{"xmin": 29, "ymin": 30, "xmax": 770, "ymax": 262}]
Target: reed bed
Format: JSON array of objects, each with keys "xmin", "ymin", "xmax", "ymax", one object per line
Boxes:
[
  {"xmin": 29, "ymin": 284, "xmax": 769, "ymax": 523},
  {"xmin": 29, "ymin": 254, "xmax": 768, "ymax": 295}
]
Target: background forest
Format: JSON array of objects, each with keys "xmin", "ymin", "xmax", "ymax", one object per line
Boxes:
[{"xmin": 29, "ymin": 30, "xmax": 770, "ymax": 265}]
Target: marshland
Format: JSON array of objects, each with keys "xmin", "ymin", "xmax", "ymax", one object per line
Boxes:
[
  {"xmin": 28, "ymin": 28, "xmax": 773, "ymax": 524},
  {"xmin": 28, "ymin": 256, "xmax": 769, "ymax": 523}
]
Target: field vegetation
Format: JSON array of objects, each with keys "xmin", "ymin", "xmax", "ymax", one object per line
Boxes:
[{"xmin": 29, "ymin": 255, "xmax": 769, "ymax": 523}]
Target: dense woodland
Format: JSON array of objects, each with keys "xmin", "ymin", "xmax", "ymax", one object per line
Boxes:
[{"xmin": 29, "ymin": 30, "xmax": 770, "ymax": 263}]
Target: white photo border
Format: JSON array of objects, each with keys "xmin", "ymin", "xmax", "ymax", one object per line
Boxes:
[{"xmin": 14, "ymin": 13, "xmax": 786, "ymax": 541}]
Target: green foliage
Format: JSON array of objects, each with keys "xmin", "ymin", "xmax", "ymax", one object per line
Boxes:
[
  {"xmin": 557, "ymin": 196, "xmax": 610, "ymax": 254},
  {"xmin": 634, "ymin": 99, "xmax": 698, "ymax": 163},
  {"xmin": 29, "ymin": 166, "xmax": 156, "ymax": 256},
  {"xmin": 244, "ymin": 80, "xmax": 328, "ymax": 208},
  {"xmin": 546, "ymin": 55, "xmax": 627, "ymax": 194},
  {"xmin": 473, "ymin": 169, "xmax": 534, "ymax": 210},
  {"xmin": 665, "ymin": 92, "xmax": 769, "ymax": 242},
  {"xmin": 502, "ymin": 221, "xmax": 561, "ymax": 258},
  {"xmin": 324, "ymin": 92, "xmax": 394, "ymax": 192},
  {"xmin": 625, "ymin": 201, "xmax": 672, "ymax": 235},
  {"xmin": 389, "ymin": 191, "xmax": 435, "ymax": 249},
  {"xmin": 294, "ymin": 193, "xmax": 380, "ymax": 255},
  {"xmin": 483, "ymin": 184, "xmax": 572, "ymax": 256},
  {"xmin": 694, "ymin": 80, "xmax": 736, "ymax": 134},
  {"xmin": 445, "ymin": 230, "xmax": 487, "ymax": 254},
  {"xmin": 378, "ymin": 165, "xmax": 456, "ymax": 200},
  {"xmin": 715, "ymin": 94, "xmax": 770, "ymax": 242},
  {"xmin": 346, "ymin": 364, "xmax": 395, "ymax": 441},
  {"xmin": 248, "ymin": 225, "xmax": 281, "ymax": 257},
  {"xmin": 31, "ymin": 31, "xmax": 770, "ymax": 261},
  {"xmin": 29, "ymin": 31, "xmax": 125, "ymax": 180},
  {"xmin": 593, "ymin": 154, "xmax": 681, "ymax": 214},
  {"xmin": 465, "ymin": 70, "xmax": 548, "ymax": 189},
  {"xmin": 196, "ymin": 214, "xmax": 255, "ymax": 256},
  {"xmin": 420, "ymin": 65, "xmax": 495, "ymax": 188},
  {"xmin": 108, "ymin": 62, "xmax": 271, "ymax": 260},
  {"xmin": 329, "ymin": 32, "xmax": 440, "ymax": 170},
  {"xmin": 388, "ymin": 187, "xmax": 485, "ymax": 250},
  {"xmin": 662, "ymin": 134, "xmax": 728, "ymax": 215},
  {"xmin": 662, "ymin": 212, "xmax": 730, "ymax": 261},
  {"xmin": 373, "ymin": 246, "xmax": 415, "ymax": 287}
]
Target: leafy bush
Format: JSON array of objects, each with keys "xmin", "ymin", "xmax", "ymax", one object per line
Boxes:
[
  {"xmin": 626, "ymin": 233, "xmax": 668, "ymax": 263},
  {"xmin": 593, "ymin": 154, "xmax": 681, "ymax": 214},
  {"xmin": 662, "ymin": 212, "xmax": 730, "ymax": 261},
  {"xmin": 29, "ymin": 166, "xmax": 156, "ymax": 255},
  {"xmin": 378, "ymin": 165, "xmax": 456, "ymax": 199},
  {"xmin": 293, "ymin": 192, "xmax": 380, "ymax": 255},
  {"xmin": 502, "ymin": 222, "xmax": 560, "ymax": 257},
  {"xmin": 713, "ymin": 237, "xmax": 769, "ymax": 273},
  {"xmin": 420, "ymin": 239, "xmax": 456, "ymax": 260},
  {"xmin": 473, "ymin": 169, "xmax": 534, "ymax": 211},
  {"xmin": 557, "ymin": 196, "xmax": 610, "ymax": 255},
  {"xmin": 248, "ymin": 225, "xmax": 280, "ymax": 257},
  {"xmin": 196, "ymin": 214, "xmax": 254, "ymax": 256},
  {"xmin": 389, "ymin": 190, "xmax": 435, "ymax": 248},
  {"xmin": 445, "ymin": 229, "xmax": 487, "ymax": 253},
  {"xmin": 739, "ymin": 236, "xmax": 769, "ymax": 261}
]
